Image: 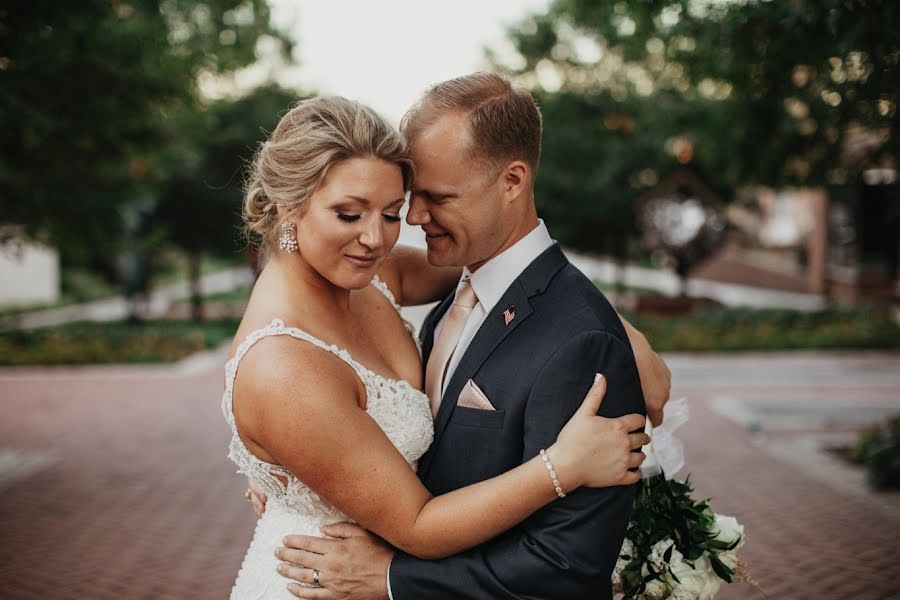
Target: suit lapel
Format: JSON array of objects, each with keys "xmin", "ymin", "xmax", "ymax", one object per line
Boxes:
[
  {"xmin": 428, "ymin": 280, "xmax": 533, "ymax": 449},
  {"xmin": 418, "ymin": 244, "xmax": 569, "ymax": 479}
]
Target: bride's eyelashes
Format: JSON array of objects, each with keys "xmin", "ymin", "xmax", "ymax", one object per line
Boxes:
[{"xmin": 336, "ymin": 212, "xmax": 402, "ymax": 223}]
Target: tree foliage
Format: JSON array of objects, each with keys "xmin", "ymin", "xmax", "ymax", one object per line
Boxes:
[
  {"xmin": 153, "ymin": 83, "xmax": 303, "ymax": 318},
  {"xmin": 496, "ymin": 0, "xmax": 899, "ymax": 254},
  {"xmin": 0, "ymin": 0, "xmax": 292, "ymax": 266}
]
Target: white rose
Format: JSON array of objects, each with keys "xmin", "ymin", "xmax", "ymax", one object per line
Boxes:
[
  {"xmin": 643, "ymin": 577, "xmax": 667, "ymax": 599},
  {"xmin": 713, "ymin": 514, "xmax": 744, "ymax": 549},
  {"xmin": 670, "ymin": 585, "xmax": 695, "ymax": 600},
  {"xmin": 718, "ymin": 549, "xmax": 740, "ymax": 570},
  {"xmin": 649, "ymin": 539, "xmax": 675, "ymax": 568},
  {"xmin": 620, "ymin": 537, "xmax": 635, "ymax": 559},
  {"xmin": 670, "ymin": 556, "xmax": 722, "ymax": 600},
  {"xmin": 612, "ymin": 559, "xmax": 625, "ymax": 587}
]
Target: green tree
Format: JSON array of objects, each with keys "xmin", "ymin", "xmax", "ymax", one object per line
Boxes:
[
  {"xmin": 0, "ymin": 0, "xmax": 293, "ymax": 276},
  {"xmin": 154, "ymin": 83, "xmax": 303, "ymax": 320},
  {"xmin": 495, "ymin": 0, "xmax": 899, "ymax": 256}
]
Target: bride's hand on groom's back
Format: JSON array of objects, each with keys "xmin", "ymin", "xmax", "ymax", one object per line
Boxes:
[
  {"xmin": 551, "ymin": 373, "xmax": 650, "ymax": 491},
  {"xmin": 247, "ymin": 480, "xmax": 267, "ymax": 518}
]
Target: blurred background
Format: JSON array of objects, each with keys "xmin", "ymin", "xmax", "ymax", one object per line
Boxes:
[{"xmin": 1, "ymin": 1, "xmax": 898, "ymax": 599}]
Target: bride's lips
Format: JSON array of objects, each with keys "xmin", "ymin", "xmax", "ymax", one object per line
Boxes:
[{"xmin": 345, "ymin": 254, "xmax": 378, "ymax": 268}]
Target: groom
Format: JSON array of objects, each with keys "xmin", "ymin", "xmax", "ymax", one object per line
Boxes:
[{"xmin": 274, "ymin": 73, "xmax": 656, "ymax": 599}]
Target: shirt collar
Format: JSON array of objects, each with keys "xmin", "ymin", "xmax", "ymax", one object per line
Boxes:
[{"xmin": 462, "ymin": 220, "xmax": 554, "ymax": 314}]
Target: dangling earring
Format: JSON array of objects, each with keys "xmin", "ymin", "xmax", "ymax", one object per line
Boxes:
[{"xmin": 278, "ymin": 221, "xmax": 298, "ymax": 253}]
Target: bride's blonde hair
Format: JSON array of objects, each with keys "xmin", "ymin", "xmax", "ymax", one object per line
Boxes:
[{"xmin": 243, "ymin": 96, "xmax": 414, "ymax": 253}]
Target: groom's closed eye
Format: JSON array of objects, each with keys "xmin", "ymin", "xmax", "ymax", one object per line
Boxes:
[{"xmin": 414, "ymin": 190, "xmax": 454, "ymax": 204}]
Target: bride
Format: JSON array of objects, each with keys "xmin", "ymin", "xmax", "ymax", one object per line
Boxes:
[{"xmin": 224, "ymin": 96, "xmax": 657, "ymax": 599}]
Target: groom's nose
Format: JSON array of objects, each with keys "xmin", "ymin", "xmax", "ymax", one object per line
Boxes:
[{"xmin": 406, "ymin": 194, "xmax": 431, "ymax": 226}]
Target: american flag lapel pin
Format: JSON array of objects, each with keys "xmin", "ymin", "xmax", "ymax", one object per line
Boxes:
[{"xmin": 503, "ymin": 306, "xmax": 516, "ymax": 326}]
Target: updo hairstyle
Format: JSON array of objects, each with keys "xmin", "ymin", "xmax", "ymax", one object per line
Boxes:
[{"xmin": 243, "ymin": 96, "xmax": 414, "ymax": 253}]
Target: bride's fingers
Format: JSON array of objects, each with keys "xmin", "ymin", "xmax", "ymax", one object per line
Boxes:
[
  {"xmin": 250, "ymin": 495, "xmax": 265, "ymax": 517},
  {"xmin": 620, "ymin": 469, "xmax": 642, "ymax": 486},
  {"xmin": 629, "ymin": 432, "xmax": 651, "ymax": 450},
  {"xmin": 576, "ymin": 373, "xmax": 606, "ymax": 416},
  {"xmin": 616, "ymin": 413, "xmax": 646, "ymax": 432},
  {"xmin": 627, "ymin": 451, "xmax": 647, "ymax": 470},
  {"xmin": 275, "ymin": 546, "xmax": 326, "ymax": 571}
]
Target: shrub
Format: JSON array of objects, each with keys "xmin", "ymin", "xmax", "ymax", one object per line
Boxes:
[
  {"xmin": 621, "ymin": 305, "xmax": 900, "ymax": 352},
  {"xmin": 0, "ymin": 319, "xmax": 239, "ymax": 366}
]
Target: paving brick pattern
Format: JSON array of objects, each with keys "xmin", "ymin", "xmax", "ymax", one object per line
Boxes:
[{"xmin": 1, "ymin": 353, "xmax": 899, "ymax": 599}]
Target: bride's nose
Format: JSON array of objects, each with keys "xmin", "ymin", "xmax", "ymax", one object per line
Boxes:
[{"xmin": 358, "ymin": 217, "xmax": 384, "ymax": 250}]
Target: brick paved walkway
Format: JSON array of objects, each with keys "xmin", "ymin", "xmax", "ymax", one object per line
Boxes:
[{"xmin": 1, "ymin": 353, "xmax": 898, "ymax": 599}]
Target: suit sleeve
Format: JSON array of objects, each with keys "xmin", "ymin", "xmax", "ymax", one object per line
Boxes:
[{"xmin": 388, "ymin": 330, "xmax": 646, "ymax": 600}]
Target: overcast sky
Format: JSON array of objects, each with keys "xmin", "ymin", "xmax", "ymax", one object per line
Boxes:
[{"xmin": 267, "ymin": 0, "xmax": 550, "ymax": 123}]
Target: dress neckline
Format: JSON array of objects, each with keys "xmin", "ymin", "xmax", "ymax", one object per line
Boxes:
[{"xmin": 226, "ymin": 277, "xmax": 424, "ymax": 399}]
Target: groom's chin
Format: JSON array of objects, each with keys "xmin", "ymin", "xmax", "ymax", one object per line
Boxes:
[{"xmin": 424, "ymin": 238, "xmax": 458, "ymax": 267}]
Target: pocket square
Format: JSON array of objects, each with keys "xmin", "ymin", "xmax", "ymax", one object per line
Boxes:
[{"xmin": 457, "ymin": 379, "xmax": 496, "ymax": 411}]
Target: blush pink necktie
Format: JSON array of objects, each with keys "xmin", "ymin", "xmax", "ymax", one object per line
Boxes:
[{"xmin": 425, "ymin": 279, "xmax": 478, "ymax": 417}]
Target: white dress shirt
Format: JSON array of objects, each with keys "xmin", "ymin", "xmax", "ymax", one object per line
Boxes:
[
  {"xmin": 435, "ymin": 219, "xmax": 554, "ymax": 396},
  {"xmin": 386, "ymin": 220, "xmax": 553, "ymax": 600}
]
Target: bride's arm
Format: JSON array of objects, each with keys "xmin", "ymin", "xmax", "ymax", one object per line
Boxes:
[
  {"xmin": 234, "ymin": 338, "xmax": 647, "ymax": 561},
  {"xmin": 377, "ymin": 245, "xmax": 461, "ymax": 306}
]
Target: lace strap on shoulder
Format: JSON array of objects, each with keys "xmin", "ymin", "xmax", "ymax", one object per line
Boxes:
[
  {"xmin": 371, "ymin": 275, "xmax": 419, "ymax": 343},
  {"xmin": 222, "ymin": 319, "xmax": 363, "ymax": 426},
  {"xmin": 371, "ymin": 275, "xmax": 403, "ymax": 313}
]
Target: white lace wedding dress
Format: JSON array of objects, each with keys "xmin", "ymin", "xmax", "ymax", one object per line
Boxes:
[{"xmin": 222, "ymin": 277, "xmax": 434, "ymax": 599}]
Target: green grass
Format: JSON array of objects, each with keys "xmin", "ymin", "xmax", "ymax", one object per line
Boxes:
[
  {"xmin": 622, "ymin": 305, "xmax": 900, "ymax": 352},
  {"xmin": 0, "ymin": 318, "xmax": 240, "ymax": 366}
]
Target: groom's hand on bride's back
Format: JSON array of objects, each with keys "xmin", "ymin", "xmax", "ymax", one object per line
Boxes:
[{"xmin": 277, "ymin": 522, "xmax": 394, "ymax": 600}]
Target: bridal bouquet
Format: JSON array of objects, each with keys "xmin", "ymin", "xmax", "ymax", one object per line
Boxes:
[{"xmin": 612, "ymin": 399, "xmax": 750, "ymax": 600}]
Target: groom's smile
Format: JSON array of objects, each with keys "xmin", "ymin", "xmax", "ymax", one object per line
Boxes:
[{"xmin": 405, "ymin": 113, "xmax": 518, "ymax": 270}]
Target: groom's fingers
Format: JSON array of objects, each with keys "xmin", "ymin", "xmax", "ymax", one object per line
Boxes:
[
  {"xmin": 287, "ymin": 583, "xmax": 334, "ymax": 599},
  {"xmin": 277, "ymin": 563, "xmax": 317, "ymax": 585},
  {"xmin": 283, "ymin": 534, "xmax": 336, "ymax": 554},
  {"xmin": 320, "ymin": 522, "xmax": 368, "ymax": 539},
  {"xmin": 276, "ymin": 546, "xmax": 326, "ymax": 571},
  {"xmin": 577, "ymin": 373, "xmax": 607, "ymax": 416}
]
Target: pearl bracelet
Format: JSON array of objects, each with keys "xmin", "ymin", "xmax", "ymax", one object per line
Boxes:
[{"xmin": 539, "ymin": 448, "xmax": 566, "ymax": 498}]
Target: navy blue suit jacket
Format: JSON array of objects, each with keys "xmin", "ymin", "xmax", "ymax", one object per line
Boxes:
[{"xmin": 389, "ymin": 243, "xmax": 646, "ymax": 599}]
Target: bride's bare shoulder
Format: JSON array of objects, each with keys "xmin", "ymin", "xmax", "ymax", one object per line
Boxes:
[{"xmin": 231, "ymin": 329, "xmax": 362, "ymax": 428}]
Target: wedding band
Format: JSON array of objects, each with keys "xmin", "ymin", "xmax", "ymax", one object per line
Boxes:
[
  {"xmin": 244, "ymin": 488, "xmax": 253, "ymax": 501},
  {"xmin": 313, "ymin": 569, "xmax": 321, "ymax": 587}
]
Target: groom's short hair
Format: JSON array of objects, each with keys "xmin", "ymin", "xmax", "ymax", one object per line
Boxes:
[{"xmin": 401, "ymin": 72, "xmax": 542, "ymax": 178}]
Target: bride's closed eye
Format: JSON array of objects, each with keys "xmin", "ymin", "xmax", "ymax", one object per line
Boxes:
[{"xmin": 336, "ymin": 212, "xmax": 402, "ymax": 223}]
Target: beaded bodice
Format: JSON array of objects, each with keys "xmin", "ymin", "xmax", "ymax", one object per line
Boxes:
[{"xmin": 221, "ymin": 276, "xmax": 434, "ymax": 520}]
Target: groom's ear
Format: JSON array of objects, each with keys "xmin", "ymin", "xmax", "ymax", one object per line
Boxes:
[{"xmin": 502, "ymin": 160, "xmax": 530, "ymax": 199}]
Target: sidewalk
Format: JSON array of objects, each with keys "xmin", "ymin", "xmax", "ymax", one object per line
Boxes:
[
  {"xmin": 1, "ymin": 266, "xmax": 254, "ymax": 331},
  {"xmin": 1, "ymin": 352, "xmax": 897, "ymax": 599}
]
